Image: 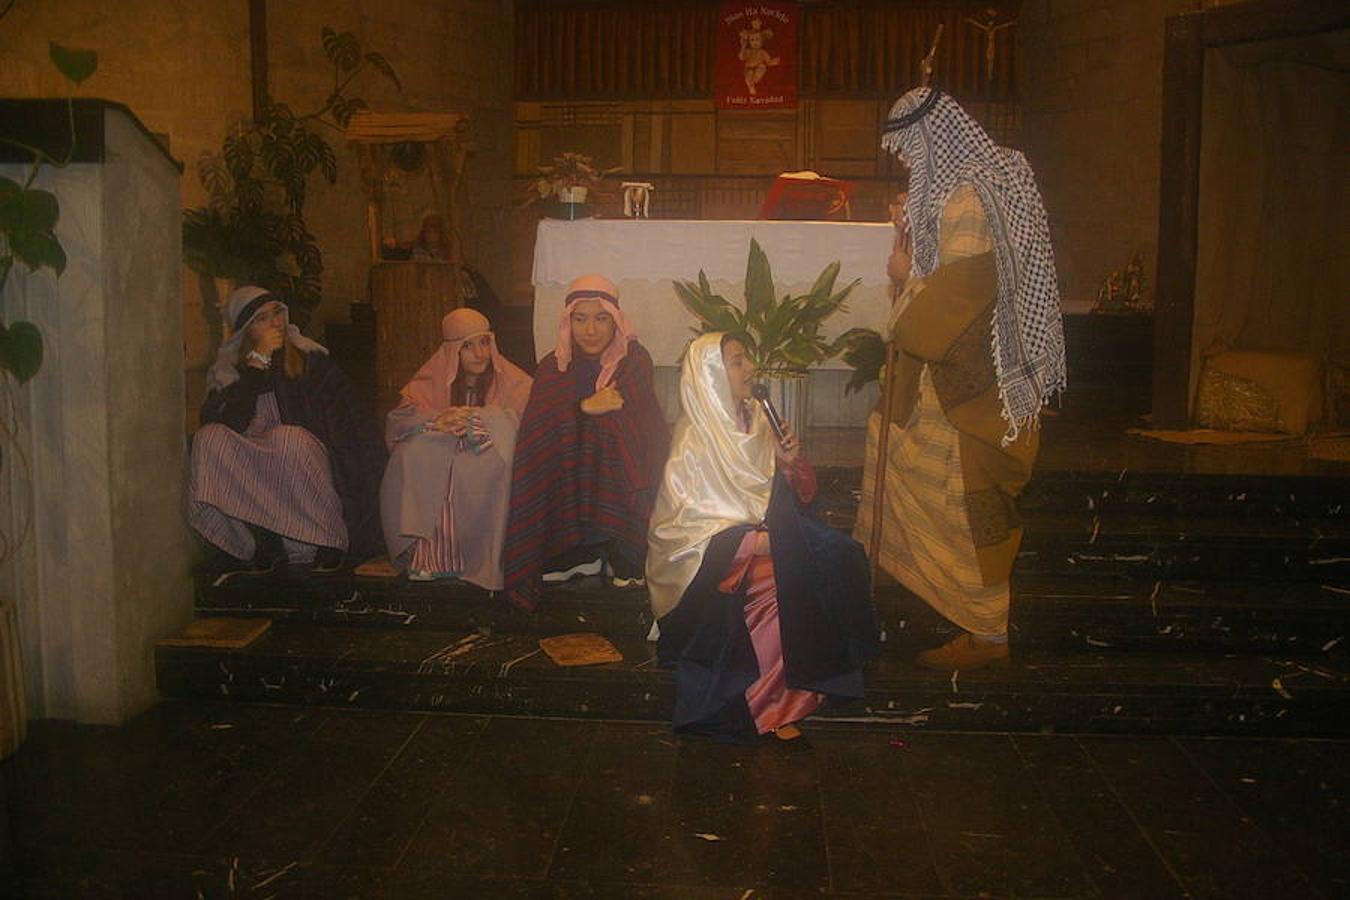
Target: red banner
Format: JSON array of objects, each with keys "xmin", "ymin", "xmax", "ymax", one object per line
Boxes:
[{"xmin": 715, "ymin": 3, "xmax": 798, "ymax": 110}]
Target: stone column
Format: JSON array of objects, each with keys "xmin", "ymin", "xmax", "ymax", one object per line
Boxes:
[{"xmin": 0, "ymin": 100, "xmax": 193, "ymax": 725}]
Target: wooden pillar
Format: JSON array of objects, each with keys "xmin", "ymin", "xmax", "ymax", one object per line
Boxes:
[
  {"xmin": 249, "ymin": 0, "xmax": 269, "ymax": 122},
  {"xmin": 1152, "ymin": 12, "xmax": 1204, "ymax": 429}
]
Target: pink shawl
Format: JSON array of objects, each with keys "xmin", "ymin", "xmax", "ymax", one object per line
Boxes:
[
  {"xmin": 553, "ymin": 273, "xmax": 637, "ymax": 392},
  {"xmin": 399, "ymin": 308, "xmax": 533, "ymax": 415}
]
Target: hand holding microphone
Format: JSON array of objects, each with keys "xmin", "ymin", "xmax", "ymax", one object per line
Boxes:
[{"xmin": 750, "ymin": 382, "xmax": 800, "ymax": 462}]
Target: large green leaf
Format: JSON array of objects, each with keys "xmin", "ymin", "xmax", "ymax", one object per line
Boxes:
[
  {"xmin": 804, "ymin": 259, "xmax": 840, "ymax": 303},
  {"xmin": 743, "ymin": 238, "xmax": 775, "ymax": 327},
  {"xmin": 11, "ymin": 230, "xmax": 66, "ymax": 277},
  {"xmin": 0, "ymin": 176, "xmax": 21, "ymax": 213},
  {"xmin": 321, "ymin": 27, "xmax": 361, "ymax": 72},
  {"xmin": 673, "ymin": 279, "xmax": 741, "ymax": 333},
  {"xmin": 0, "ymin": 184, "xmax": 59, "ymax": 234},
  {"xmin": 759, "ymin": 294, "xmax": 803, "ymax": 354},
  {"xmin": 364, "ymin": 52, "xmax": 402, "ymax": 91},
  {"xmin": 19, "ymin": 189, "xmax": 59, "ymax": 233},
  {"xmin": 0, "ymin": 320, "xmax": 44, "ymax": 383},
  {"xmin": 49, "ymin": 42, "xmax": 98, "ymax": 84}
]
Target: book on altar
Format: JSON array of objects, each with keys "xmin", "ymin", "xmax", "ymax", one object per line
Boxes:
[{"xmin": 758, "ymin": 171, "xmax": 855, "ymax": 221}]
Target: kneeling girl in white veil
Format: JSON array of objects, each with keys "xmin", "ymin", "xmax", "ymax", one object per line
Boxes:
[{"xmin": 647, "ymin": 332, "xmax": 879, "ymax": 742}]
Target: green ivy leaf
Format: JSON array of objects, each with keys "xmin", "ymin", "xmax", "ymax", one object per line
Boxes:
[
  {"xmin": 364, "ymin": 52, "xmax": 402, "ymax": 91},
  {"xmin": 19, "ymin": 189, "xmax": 59, "ymax": 233},
  {"xmin": 48, "ymin": 42, "xmax": 98, "ymax": 85},
  {"xmin": 0, "ymin": 320, "xmax": 45, "ymax": 383},
  {"xmin": 11, "ymin": 230, "xmax": 66, "ymax": 277},
  {"xmin": 0, "ymin": 176, "xmax": 20, "ymax": 207}
]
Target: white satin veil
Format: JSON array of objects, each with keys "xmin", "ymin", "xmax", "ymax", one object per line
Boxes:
[{"xmin": 646, "ymin": 332, "xmax": 777, "ymax": 619}]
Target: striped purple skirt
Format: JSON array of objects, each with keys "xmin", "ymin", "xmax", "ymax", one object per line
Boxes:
[{"xmin": 189, "ymin": 393, "xmax": 347, "ymax": 561}]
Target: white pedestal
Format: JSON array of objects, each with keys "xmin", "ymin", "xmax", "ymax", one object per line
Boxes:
[{"xmin": 0, "ymin": 101, "xmax": 193, "ymax": 724}]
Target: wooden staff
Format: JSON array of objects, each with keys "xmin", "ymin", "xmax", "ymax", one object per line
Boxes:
[
  {"xmin": 868, "ymin": 25, "xmax": 943, "ymax": 585},
  {"xmin": 868, "ymin": 334, "xmax": 900, "ymax": 587},
  {"xmin": 920, "ymin": 24, "xmax": 944, "ymax": 87}
]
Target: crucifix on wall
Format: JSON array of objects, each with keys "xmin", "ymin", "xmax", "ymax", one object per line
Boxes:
[{"xmin": 965, "ymin": 6, "xmax": 1017, "ymax": 82}]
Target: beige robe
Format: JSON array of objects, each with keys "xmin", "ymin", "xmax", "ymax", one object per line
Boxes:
[{"xmin": 855, "ymin": 185, "xmax": 1039, "ymax": 637}]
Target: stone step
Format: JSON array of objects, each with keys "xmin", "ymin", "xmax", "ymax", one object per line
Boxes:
[
  {"xmin": 1008, "ymin": 575, "xmax": 1350, "ymax": 655},
  {"xmin": 1013, "ymin": 511, "xmax": 1350, "ymax": 581},
  {"xmin": 193, "ymin": 569, "xmax": 1350, "ymax": 657},
  {"xmin": 814, "ymin": 466, "xmax": 1350, "ymax": 531},
  {"xmin": 154, "ymin": 622, "xmax": 1350, "ymax": 738}
]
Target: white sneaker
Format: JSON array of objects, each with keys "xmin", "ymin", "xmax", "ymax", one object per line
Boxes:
[
  {"xmin": 610, "ymin": 575, "xmax": 645, "ymax": 589},
  {"xmin": 541, "ymin": 558, "xmax": 602, "ymax": 583},
  {"xmin": 407, "ymin": 569, "xmax": 436, "ymax": 582}
]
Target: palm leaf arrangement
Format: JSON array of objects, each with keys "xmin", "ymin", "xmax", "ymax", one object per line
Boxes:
[{"xmin": 673, "ymin": 238, "xmax": 872, "ymax": 373}]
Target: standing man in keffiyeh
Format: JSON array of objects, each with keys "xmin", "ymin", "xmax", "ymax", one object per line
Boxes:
[
  {"xmin": 503, "ymin": 273, "xmax": 669, "ymax": 611},
  {"xmin": 854, "ymin": 87, "xmax": 1066, "ymax": 671}
]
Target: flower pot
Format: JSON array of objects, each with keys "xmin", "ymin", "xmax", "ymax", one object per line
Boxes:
[
  {"xmin": 757, "ymin": 368, "xmax": 810, "ymax": 449},
  {"xmin": 552, "ymin": 186, "xmax": 591, "ymax": 221},
  {"xmin": 0, "ymin": 595, "xmax": 27, "ymax": 760},
  {"xmin": 557, "ymin": 186, "xmax": 589, "ymax": 205}
]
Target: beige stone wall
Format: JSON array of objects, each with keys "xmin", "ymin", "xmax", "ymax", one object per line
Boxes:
[
  {"xmin": 0, "ymin": 0, "xmax": 513, "ymax": 399},
  {"xmin": 1019, "ymin": 0, "xmax": 1192, "ymax": 313}
]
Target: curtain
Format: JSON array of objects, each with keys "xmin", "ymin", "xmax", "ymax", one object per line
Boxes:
[{"xmin": 1191, "ymin": 47, "xmax": 1350, "ymax": 418}]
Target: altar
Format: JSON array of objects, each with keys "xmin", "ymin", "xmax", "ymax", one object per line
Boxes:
[{"xmin": 532, "ymin": 218, "xmax": 894, "ymax": 424}]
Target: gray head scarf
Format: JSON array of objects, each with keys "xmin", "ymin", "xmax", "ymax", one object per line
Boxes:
[
  {"xmin": 206, "ymin": 286, "xmax": 327, "ymax": 392},
  {"xmin": 882, "ymin": 87, "xmax": 1066, "ymax": 441}
]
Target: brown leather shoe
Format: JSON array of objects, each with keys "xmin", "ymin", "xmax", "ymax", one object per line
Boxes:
[{"xmin": 915, "ymin": 633, "xmax": 1010, "ymax": 671}]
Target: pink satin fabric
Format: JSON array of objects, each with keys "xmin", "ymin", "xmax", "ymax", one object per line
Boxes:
[{"xmin": 718, "ymin": 531, "xmax": 824, "ymax": 734}]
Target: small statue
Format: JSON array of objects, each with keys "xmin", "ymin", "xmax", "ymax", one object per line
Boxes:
[
  {"xmin": 1122, "ymin": 252, "xmax": 1147, "ymax": 309},
  {"xmin": 1093, "ymin": 252, "xmax": 1149, "ymax": 314},
  {"xmin": 621, "ymin": 182, "xmax": 655, "ymax": 218}
]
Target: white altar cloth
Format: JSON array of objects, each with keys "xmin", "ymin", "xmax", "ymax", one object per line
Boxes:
[{"xmin": 532, "ymin": 218, "xmax": 895, "ymax": 369}]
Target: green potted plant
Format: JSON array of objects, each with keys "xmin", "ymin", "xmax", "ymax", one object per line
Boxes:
[
  {"xmin": 182, "ymin": 26, "xmax": 401, "ymax": 329},
  {"xmin": 532, "ymin": 151, "xmax": 618, "ymax": 220},
  {"xmin": 673, "ymin": 237, "xmax": 868, "ymax": 440}
]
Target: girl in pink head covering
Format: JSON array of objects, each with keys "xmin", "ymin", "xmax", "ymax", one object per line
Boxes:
[
  {"xmin": 381, "ymin": 308, "xmax": 533, "ymax": 588},
  {"xmin": 503, "ymin": 273, "xmax": 669, "ymax": 610}
]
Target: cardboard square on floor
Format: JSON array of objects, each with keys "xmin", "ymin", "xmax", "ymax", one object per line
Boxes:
[
  {"xmin": 158, "ymin": 617, "xmax": 271, "ymax": 649},
  {"xmin": 538, "ymin": 633, "xmax": 624, "ymax": 667},
  {"xmin": 354, "ymin": 556, "xmax": 399, "ymax": 578}
]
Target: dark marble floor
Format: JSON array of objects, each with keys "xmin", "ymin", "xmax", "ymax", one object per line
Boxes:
[{"xmin": 2, "ymin": 702, "xmax": 1346, "ymax": 899}]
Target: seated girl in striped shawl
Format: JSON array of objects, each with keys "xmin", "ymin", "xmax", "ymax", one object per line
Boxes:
[
  {"xmin": 502, "ymin": 273, "xmax": 669, "ymax": 610},
  {"xmin": 189, "ymin": 286, "xmax": 387, "ymax": 573},
  {"xmin": 380, "ymin": 308, "xmax": 532, "ymax": 587}
]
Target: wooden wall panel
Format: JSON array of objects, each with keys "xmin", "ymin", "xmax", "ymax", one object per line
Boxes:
[
  {"xmin": 716, "ymin": 112, "xmax": 798, "ymax": 175},
  {"xmin": 807, "ymin": 99, "xmax": 888, "ymax": 176},
  {"xmin": 669, "ymin": 106, "xmax": 718, "ymax": 174}
]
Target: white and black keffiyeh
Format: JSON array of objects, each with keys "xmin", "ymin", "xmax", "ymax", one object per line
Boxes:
[{"xmin": 882, "ymin": 87, "xmax": 1066, "ymax": 441}]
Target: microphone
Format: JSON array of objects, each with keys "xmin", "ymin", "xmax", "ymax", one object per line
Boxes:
[{"xmin": 750, "ymin": 382, "xmax": 788, "ymax": 443}]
